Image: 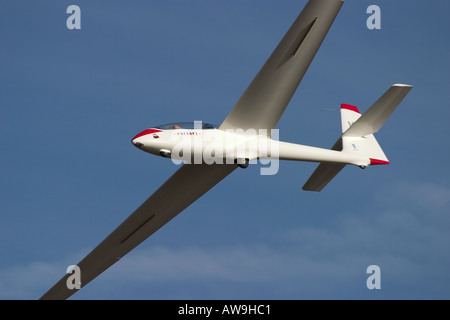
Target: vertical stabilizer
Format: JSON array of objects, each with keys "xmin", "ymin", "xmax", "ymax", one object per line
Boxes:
[{"xmin": 339, "ymin": 103, "xmax": 389, "ymax": 165}]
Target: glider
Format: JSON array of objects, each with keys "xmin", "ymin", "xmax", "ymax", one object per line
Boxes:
[{"xmin": 41, "ymin": 0, "xmax": 411, "ymax": 299}]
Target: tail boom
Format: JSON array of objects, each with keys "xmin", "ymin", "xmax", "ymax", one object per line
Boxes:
[{"xmin": 275, "ymin": 141, "xmax": 368, "ymax": 166}]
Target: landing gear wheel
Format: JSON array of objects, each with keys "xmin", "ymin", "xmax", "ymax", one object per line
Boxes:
[{"xmin": 235, "ymin": 158, "xmax": 249, "ymax": 169}]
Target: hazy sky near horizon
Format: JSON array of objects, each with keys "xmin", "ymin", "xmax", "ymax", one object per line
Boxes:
[{"xmin": 1, "ymin": 0, "xmax": 449, "ymax": 299}]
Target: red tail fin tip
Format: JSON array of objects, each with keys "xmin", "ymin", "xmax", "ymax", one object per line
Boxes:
[{"xmin": 341, "ymin": 104, "xmax": 360, "ymax": 114}]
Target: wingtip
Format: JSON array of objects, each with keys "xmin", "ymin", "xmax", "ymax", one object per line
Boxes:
[{"xmin": 393, "ymin": 83, "xmax": 413, "ymax": 88}]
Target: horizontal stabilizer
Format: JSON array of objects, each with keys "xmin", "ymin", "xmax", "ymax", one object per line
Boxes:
[
  {"xmin": 343, "ymin": 84, "xmax": 412, "ymax": 137},
  {"xmin": 302, "ymin": 130, "xmax": 345, "ymax": 192},
  {"xmin": 302, "ymin": 163, "xmax": 345, "ymax": 191}
]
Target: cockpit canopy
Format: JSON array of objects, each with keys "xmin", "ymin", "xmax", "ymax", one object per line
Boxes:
[{"xmin": 153, "ymin": 122, "xmax": 218, "ymax": 130}]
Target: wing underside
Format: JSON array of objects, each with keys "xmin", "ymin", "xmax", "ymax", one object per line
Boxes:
[
  {"xmin": 220, "ymin": 0, "xmax": 344, "ymax": 132},
  {"xmin": 40, "ymin": 163, "xmax": 236, "ymax": 300}
]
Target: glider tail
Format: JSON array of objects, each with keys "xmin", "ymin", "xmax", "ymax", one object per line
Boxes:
[{"xmin": 302, "ymin": 84, "xmax": 412, "ymax": 192}]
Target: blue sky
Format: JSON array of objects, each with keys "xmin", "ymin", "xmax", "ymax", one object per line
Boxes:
[{"xmin": 1, "ymin": 0, "xmax": 449, "ymax": 300}]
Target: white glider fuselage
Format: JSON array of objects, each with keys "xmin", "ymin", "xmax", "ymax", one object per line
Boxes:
[{"xmin": 131, "ymin": 123, "xmax": 370, "ymax": 167}]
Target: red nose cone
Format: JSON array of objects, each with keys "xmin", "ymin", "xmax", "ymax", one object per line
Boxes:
[{"xmin": 132, "ymin": 129, "xmax": 162, "ymax": 141}]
